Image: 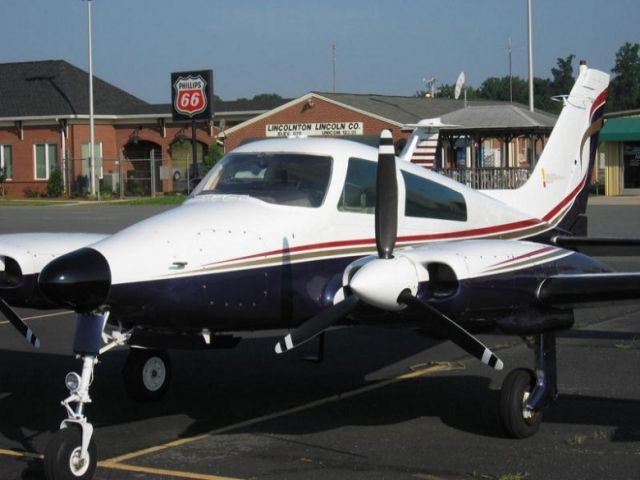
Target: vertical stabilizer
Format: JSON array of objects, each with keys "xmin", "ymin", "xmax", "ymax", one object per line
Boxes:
[{"xmin": 487, "ymin": 63, "xmax": 609, "ymax": 234}]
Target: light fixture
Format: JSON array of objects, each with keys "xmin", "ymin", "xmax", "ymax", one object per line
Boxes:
[{"xmin": 65, "ymin": 372, "xmax": 81, "ymax": 393}]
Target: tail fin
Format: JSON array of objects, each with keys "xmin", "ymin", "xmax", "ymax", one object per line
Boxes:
[
  {"xmin": 502, "ymin": 63, "xmax": 609, "ymax": 234},
  {"xmin": 398, "ymin": 118, "xmax": 457, "ymax": 168}
]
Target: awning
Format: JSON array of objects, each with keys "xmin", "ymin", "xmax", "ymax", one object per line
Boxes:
[{"xmin": 600, "ymin": 117, "xmax": 640, "ymax": 142}]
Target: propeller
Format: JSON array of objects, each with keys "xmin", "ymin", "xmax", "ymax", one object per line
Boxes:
[
  {"xmin": 275, "ymin": 129, "xmax": 503, "ymax": 370},
  {"xmin": 275, "ymin": 295, "xmax": 359, "ymax": 353},
  {"xmin": 0, "ymin": 297, "xmax": 40, "ymax": 348},
  {"xmin": 375, "ymin": 129, "xmax": 398, "ymax": 259},
  {"xmin": 397, "ymin": 291, "xmax": 503, "ymax": 369}
]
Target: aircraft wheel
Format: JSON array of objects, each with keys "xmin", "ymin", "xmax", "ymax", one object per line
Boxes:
[
  {"xmin": 43, "ymin": 426, "xmax": 97, "ymax": 480},
  {"xmin": 123, "ymin": 348, "xmax": 171, "ymax": 402},
  {"xmin": 499, "ymin": 368, "xmax": 542, "ymax": 439}
]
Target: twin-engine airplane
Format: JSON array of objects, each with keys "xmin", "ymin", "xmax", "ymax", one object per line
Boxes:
[{"xmin": 1, "ymin": 63, "xmax": 640, "ymax": 480}]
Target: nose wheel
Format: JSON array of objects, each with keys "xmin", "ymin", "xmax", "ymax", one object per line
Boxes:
[
  {"xmin": 123, "ymin": 348, "xmax": 172, "ymax": 402},
  {"xmin": 44, "ymin": 424, "xmax": 97, "ymax": 480}
]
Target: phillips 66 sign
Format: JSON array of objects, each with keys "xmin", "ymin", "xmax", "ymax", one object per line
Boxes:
[{"xmin": 171, "ymin": 70, "xmax": 213, "ymax": 121}]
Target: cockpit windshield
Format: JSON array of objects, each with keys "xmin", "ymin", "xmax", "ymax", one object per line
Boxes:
[{"xmin": 191, "ymin": 152, "xmax": 332, "ymax": 207}]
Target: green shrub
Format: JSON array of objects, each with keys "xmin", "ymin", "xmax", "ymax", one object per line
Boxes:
[
  {"xmin": 46, "ymin": 168, "xmax": 65, "ymax": 197},
  {"xmin": 23, "ymin": 187, "xmax": 40, "ymax": 198}
]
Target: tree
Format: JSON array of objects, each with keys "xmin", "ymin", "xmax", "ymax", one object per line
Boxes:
[
  {"xmin": 252, "ymin": 93, "xmax": 282, "ymax": 101},
  {"xmin": 551, "ymin": 54, "xmax": 575, "ymax": 95},
  {"xmin": 608, "ymin": 42, "xmax": 640, "ymax": 112},
  {"xmin": 0, "ymin": 167, "xmax": 6, "ymax": 197},
  {"xmin": 202, "ymin": 143, "xmax": 224, "ymax": 175}
]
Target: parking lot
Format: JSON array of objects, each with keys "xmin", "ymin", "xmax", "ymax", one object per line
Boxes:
[{"xmin": 0, "ymin": 199, "xmax": 638, "ymax": 480}]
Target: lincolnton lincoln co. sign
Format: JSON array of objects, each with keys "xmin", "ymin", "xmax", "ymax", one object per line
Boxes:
[{"xmin": 265, "ymin": 122, "xmax": 364, "ymax": 137}]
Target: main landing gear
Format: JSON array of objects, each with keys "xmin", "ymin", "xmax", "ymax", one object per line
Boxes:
[
  {"xmin": 499, "ymin": 332, "xmax": 558, "ymax": 438},
  {"xmin": 123, "ymin": 348, "xmax": 172, "ymax": 402}
]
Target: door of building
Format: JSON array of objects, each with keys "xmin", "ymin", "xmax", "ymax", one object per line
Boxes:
[{"xmin": 622, "ymin": 142, "xmax": 640, "ymax": 194}]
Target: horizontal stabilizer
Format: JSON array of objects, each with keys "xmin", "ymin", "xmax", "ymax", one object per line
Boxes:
[
  {"xmin": 537, "ymin": 273, "xmax": 640, "ymax": 307},
  {"xmin": 552, "ymin": 236, "xmax": 640, "ymax": 256}
]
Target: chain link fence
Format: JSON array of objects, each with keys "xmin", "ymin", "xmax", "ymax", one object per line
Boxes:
[{"xmin": 65, "ymin": 156, "xmax": 202, "ymax": 198}]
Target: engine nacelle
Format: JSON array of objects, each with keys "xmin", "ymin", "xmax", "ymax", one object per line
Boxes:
[{"xmin": 0, "ymin": 233, "xmax": 107, "ymax": 308}]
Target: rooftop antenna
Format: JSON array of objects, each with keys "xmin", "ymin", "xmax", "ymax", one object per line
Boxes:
[{"xmin": 421, "ymin": 76, "xmax": 437, "ymax": 98}]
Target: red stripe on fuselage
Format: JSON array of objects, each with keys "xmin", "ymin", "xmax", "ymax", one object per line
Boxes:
[
  {"xmin": 542, "ymin": 174, "xmax": 587, "ymax": 222},
  {"xmin": 206, "ymin": 218, "xmax": 546, "ymax": 267},
  {"xmin": 489, "ymin": 245, "xmax": 556, "ymax": 267}
]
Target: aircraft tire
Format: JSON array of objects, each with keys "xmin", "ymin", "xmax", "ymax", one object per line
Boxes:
[
  {"xmin": 43, "ymin": 426, "xmax": 97, "ymax": 480},
  {"xmin": 499, "ymin": 368, "xmax": 542, "ymax": 439},
  {"xmin": 123, "ymin": 348, "xmax": 172, "ymax": 402}
]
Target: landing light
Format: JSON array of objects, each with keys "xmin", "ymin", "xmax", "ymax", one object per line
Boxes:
[{"xmin": 65, "ymin": 372, "xmax": 81, "ymax": 393}]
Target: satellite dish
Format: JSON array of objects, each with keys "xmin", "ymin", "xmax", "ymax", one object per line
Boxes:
[{"xmin": 454, "ymin": 71, "xmax": 466, "ymax": 100}]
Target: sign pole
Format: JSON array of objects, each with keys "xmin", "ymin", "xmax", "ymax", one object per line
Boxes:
[
  {"xmin": 190, "ymin": 120, "xmax": 197, "ymax": 194},
  {"xmin": 171, "ymin": 69, "xmax": 213, "ymax": 195}
]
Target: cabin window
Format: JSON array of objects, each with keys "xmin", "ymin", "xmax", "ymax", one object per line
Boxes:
[
  {"xmin": 193, "ymin": 152, "xmax": 331, "ymax": 207},
  {"xmin": 338, "ymin": 157, "xmax": 377, "ymax": 214},
  {"xmin": 401, "ymin": 170, "xmax": 467, "ymax": 221}
]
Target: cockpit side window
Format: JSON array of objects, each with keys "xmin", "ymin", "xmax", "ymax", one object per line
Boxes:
[
  {"xmin": 193, "ymin": 152, "xmax": 332, "ymax": 207},
  {"xmin": 338, "ymin": 157, "xmax": 377, "ymax": 214},
  {"xmin": 401, "ymin": 170, "xmax": 467, "ymax": 221}
]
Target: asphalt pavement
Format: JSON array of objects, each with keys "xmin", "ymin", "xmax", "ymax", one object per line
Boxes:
[{"xmin": 0, "ymin": 198, "xmax": 638, "ymax": 480}]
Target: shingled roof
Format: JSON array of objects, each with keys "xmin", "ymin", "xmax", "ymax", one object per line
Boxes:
[
  {"xmin": 316, "ymin": 92, "xmax": 556, "ymax": 129},
  {"xmin": 0, "ymin": 60, "xmax": 152, "ymax": 117}
]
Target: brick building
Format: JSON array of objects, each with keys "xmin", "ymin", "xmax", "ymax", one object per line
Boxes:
[
  {"xmin": 221, "ymin": 91, "xmax": 557, "ymax": 173},
  {"xmin": 0, "ymin": 60, "xmax": 289, "ymax": 197},
  {"xmin": 0, "ymin": 59, "xmax": 557, "ymax": 197}
]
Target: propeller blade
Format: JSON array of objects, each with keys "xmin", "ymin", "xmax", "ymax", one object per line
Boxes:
[
  {"xmin": 375, "ymin": 130, "xmax": 398, "ymax": 259},
  {"xmin": 0, "ymin": 297, "xmax": 41, "ymax": 348},
  {"xmin": 398, "ymin": 290, "xmax": 503, "ymax": 370},
  {"xmin": 275, "ymin": 295, "xmax": 359, "ymax": 354}
]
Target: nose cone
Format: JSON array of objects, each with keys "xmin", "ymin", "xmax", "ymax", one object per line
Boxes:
[{"xmin": 39, "ymin": 248, "xmax": 111, "ymax": 312}]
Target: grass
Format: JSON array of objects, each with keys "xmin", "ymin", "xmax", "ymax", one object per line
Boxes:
[
  {"xmin": 99, "ymin": 195, "xmax": 186, "ymax": 206},
  {"xmin": 0, "ymin": 199, "xmax": 78, "ymax": 206},
  {"xmin": 472, "ymin": 472, "xmax": 528, "ymax": 480},
  {"xmin": 0, "ymin": 195, "xmax": 186, "ymax": 207},
  {"xmin": 614, "ymin": 340, "xmax": 636, "ymax": 350},
  {"xmin": 565, "ymin": 431, "xmax": 609, "ymax": 446}
]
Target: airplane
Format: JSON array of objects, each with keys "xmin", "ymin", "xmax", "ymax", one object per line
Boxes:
[{"xmin": 1, "ymin": 62, "xmax": 640, "ymax": 480}]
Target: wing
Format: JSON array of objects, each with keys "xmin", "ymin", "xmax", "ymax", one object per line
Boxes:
[
  {"xmin": 552, "ymin": 236, "xmax": 640, "ymax": 256},
  {"xmin": 537, "ymin": 272, "xmax": 640, "ymax": 308}
]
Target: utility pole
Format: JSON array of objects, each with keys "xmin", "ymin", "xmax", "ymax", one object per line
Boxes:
[
  {"xmin": 332, "ymin": 39, "xmax": 336, "ymax": 93},
  {"xmin": 508, "ymin": 37, "xmax": 513, "ymax": 103},
  {"xmin": 527, "ymin": 0, "xmax": 534, "ymax": 112}
]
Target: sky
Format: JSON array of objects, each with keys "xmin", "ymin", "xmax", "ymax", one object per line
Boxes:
[{"xmin": 1, "ymin": 0, "xmax": 638, "ymax": 104}]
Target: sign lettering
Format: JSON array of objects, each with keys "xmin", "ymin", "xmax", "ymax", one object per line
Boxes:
[{"xmin": 265, "ymin": 122, "xmax": 363, "ymax": 137}]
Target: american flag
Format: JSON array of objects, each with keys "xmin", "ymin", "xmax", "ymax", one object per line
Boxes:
[{"xmin": 410, "ymin": 131, "xmax": 439, "ymax": 169}]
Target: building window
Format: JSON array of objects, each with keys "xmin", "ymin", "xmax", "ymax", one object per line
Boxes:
[
  {"xmin": 81, "ymin": 142, "xmax": 103, "ymax": 179},
  {"xmin": 401, "ymin": 170, "xmax": 467, "ymax": 221},
  {"xmin": 0, "ymin": 145, "xmax": 12, "ymax": 180},
  {"xmin": 34, "ymin": 143, "xmax": 57, "ymax": 180}
]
